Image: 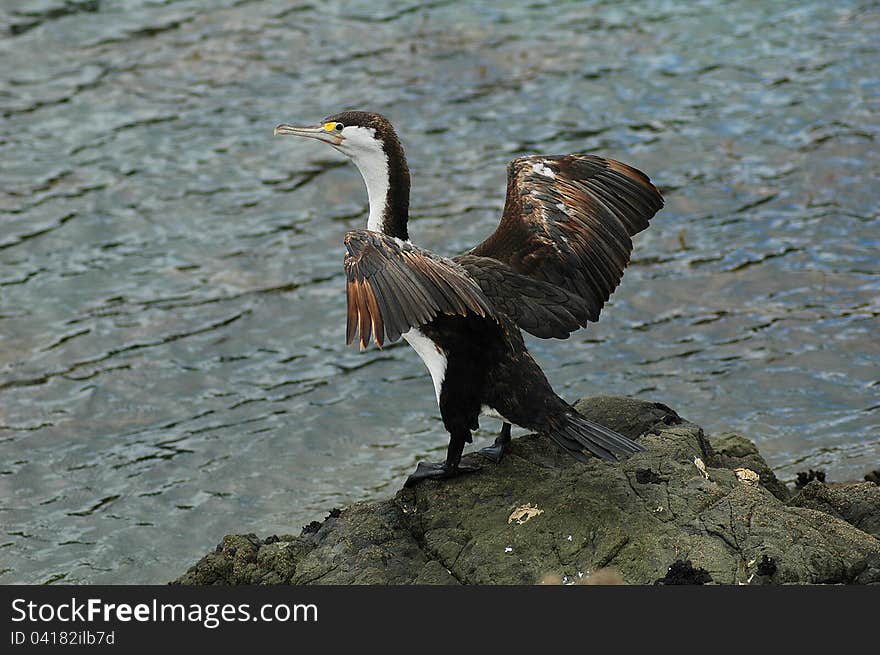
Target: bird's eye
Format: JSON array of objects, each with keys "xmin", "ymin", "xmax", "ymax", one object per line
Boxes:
[{"xmin": 334, "ymin": 123, "xmax": 343, "ymax": 131}]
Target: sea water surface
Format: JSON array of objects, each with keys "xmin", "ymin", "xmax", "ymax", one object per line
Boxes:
[{"xmin": 1, "ymin": 0, "xmax": 878, "ymax": 583}]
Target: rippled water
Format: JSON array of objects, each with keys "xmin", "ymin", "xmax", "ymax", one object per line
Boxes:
[{"xmin": 1, "ymin": 0, "xmax": 878, "ymax": 583}]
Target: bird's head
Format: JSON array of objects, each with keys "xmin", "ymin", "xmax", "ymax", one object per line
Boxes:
[
  {"xmin": 274, "ymin": 110, "xmax": 403, "ymax": 173},
  {"xmin": 274, "ymin": 111, "xmax": 410, "ymax": 236}
]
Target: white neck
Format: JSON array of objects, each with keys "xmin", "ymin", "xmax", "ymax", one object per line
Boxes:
[
  {"xmin": 336, "ymin": 125, "xmax": 390, "ymax": 233},
  {"xmin": 360, "ymin": 158, "xmax": 390, "ymax": 233}
]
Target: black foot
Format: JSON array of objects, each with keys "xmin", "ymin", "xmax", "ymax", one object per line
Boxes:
[
  {"xmin": 478, "ymin": 423, "xmax": 512, "ymax": 463},
  {"xmin": 404, "ymin": 461, "xmax": 481, "ymax": 487},
  {"xmin": 478, "ymin": 437, "xmax": 511, "ymax": 463}
]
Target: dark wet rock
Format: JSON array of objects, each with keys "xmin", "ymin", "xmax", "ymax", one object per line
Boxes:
[
  {"xmin": 795, "ymin": 469, "xmax": 827, "ymax": 488},
  {"xmin": 746, "ymin": 554, "xmax": 778, "ymax": 586},
  {"xmin": 654, "ymin": 559, "xmax": 713, "ymax": 585},
  {"xmin": 300, "ymin": 521, "xmax": 322, "ymax": 535},
  {"xmin": 301, "ymin": 508, "xmax": 342, "ymax": 536},
  {"xmin": 173, "ymin": 396, "xmax": 880, "ymax": 586},
  {"xmin": 864, "ymin": 470, "xmax": 880, "ymax": 485},
  {"xmin": 756, "ymin": 554, "xmax": 777, "ymax": 577},
  {"xmin": 635, "ymin": 468, "xmax": 667, "ymax": 485},
  {"xmin": 788, "ymin": 480, "xmax": 880, "ymax": 541}
]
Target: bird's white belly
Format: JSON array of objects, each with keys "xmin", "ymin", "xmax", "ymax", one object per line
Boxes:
[
  {"xmin": 401, "ymin": 329, "xmax": 519, "ymax": 428},
  {"xmin": 402, "ymin": 328, "xmax": 447, "ymax": 404}
]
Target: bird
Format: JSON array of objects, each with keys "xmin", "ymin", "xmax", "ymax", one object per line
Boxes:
[{"xmin": 274, "ymin": 111, "xmax": 663, "ymax": 486}]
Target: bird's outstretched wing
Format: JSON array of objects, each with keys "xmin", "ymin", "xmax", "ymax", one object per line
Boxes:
[
  {"xmin": 344, "ymin": 230, "xmax": 495, "ymax": 349},
  {"xmin": 454, "ymin": 254, "xmax": 590, "ymax": 339},
  {"xmin": 469, "ymin": 154, "xmax": 663, "ymax": 328}
]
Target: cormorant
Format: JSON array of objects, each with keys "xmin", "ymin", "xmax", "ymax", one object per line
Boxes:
[{"xmin": 274, "ymin": 111, "xmax": 663, "ymax": 486}]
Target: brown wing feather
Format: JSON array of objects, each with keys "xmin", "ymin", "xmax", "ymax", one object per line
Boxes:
[
  {"xmin": 469, "ymin": 154, "xmax": 663, "ymax": 326},
  {"xmin": 344, "ymin": 231, "xmax": 495, "ymax": 349}
]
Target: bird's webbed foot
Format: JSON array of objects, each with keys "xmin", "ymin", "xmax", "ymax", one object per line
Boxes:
[
  {"xmin": 478, "ymin": 423, "xmax": 512, "ymax": 463},
  {"xmin": 403, "ymin": 461, "xmax": 481, "ymax": 488}
]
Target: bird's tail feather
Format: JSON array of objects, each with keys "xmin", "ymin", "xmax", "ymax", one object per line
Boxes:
[{"xmin": 546, "ymin": 411, "xmax": 645, "ymax": 462}]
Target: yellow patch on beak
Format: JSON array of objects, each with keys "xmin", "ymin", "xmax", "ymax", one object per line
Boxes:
[{"xmin": 323, "ymin": 122, "xmax": 337, "ymax": 132}]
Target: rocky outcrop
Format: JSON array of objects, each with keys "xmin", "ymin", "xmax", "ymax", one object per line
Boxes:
[
  {"xmin": 173, "ymin": 397, "xmax": 880, "ymax": 585},
  {"xmin": 788, "ymin": 480, "xmax": 880, "ymax": 542}
]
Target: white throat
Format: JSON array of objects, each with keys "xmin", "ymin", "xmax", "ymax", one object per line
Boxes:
[{"xmin": 336, "ymin": 125, "xmax": 390, "ymax": 233}]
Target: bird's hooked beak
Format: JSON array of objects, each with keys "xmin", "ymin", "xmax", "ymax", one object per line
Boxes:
[{"xmin": 274, "ymin": 123, "xmax": 343, "ymax": 146}]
